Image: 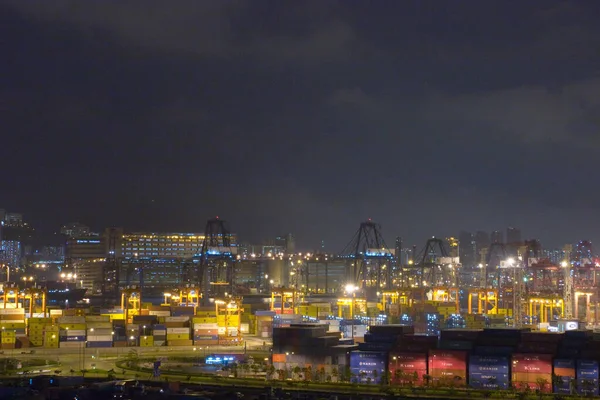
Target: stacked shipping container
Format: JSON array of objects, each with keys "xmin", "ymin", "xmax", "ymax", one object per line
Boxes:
[
  {"xmin": 469, "ymin": 355, "xmax": 509, "ymax": 389},
  {"xmin": 428, "ymin": 349, "xmax": 467, "ymax": 386},
  {"xmin": 389, "ymin": 352, "xmax": 427, "ymax": 385},
  {"xmin": 576, "ymin": 360, "xmax": 599, "ymax": 396},
  {"xmin": 511, "ymin": 353, "xmax": 553, "ymax": 392}
]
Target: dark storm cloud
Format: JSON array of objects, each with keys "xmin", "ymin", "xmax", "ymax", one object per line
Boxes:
[{"xmin": 3, "ymin": 1, "xmax": 600, "ymax": 249}]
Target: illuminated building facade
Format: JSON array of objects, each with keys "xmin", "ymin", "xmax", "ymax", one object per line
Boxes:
[
  {"xmin": 0, "ymin": 240, "xmax": 21, "ymax": 268},
  {"xmin": 65, "ymin": 235, "xmax": 107, "ymax": 293},
  {"xmin": 121, "ymin": 232, "xmax": 237, "ymax": 259}
]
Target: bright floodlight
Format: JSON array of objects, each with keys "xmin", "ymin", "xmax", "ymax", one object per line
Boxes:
[
  {"xmin": 561, "ymin": 261, "xmax": 568, "ymax": 268},
  {"xmin": 345, "ymin": 284, "xmax": 356, "ymax": 293},
  {"xmin": 506, "ymin": 258, "xmax": 515, "ymax": 265}
]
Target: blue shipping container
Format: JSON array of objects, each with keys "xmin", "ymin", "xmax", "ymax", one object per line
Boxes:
[
  {"xmin": 577, "ymin": 360, "xmax": 599, "ymax": 379},
  {"xmin": 577, "ymin": 379, "xmax": 599, "ymax": 396},
  {"xmin": 554, "ymin": 377, "xmax": 572, "ymax": 394},
  {"xmin": 86, "ymin": 341, "xmax": 113, "ymax": 348},
  {"xmin": 59, "ymin": 336, "xmax": 85, "ymax": 342},
  {"xmin": 469, "ymin": 372, "xmax": 509, "ymax": 389},
  {"xmin": 469, "ymin": 355, "xmax": 510, "ymax": 374},
  {"xmin": 553, "ymin": 359, "xmax": 575, "ymax": 394},
  {"xmin": 350, "ymin": 351, "xmax": 386, "ymax": 384},
  {"xmin": 194, "ymin": 335, "xmax": 219, "ymax": 340},
  {"xmin": 555, "ymin": 359, "xmax": 575, "ymax": 369}
]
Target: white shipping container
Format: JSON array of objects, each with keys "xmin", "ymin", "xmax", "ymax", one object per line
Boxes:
[
  {"xmin": 49, "ymin": 309, "xmax": 63, "ymax": 316},
  {"xmin": 166, "ymin": 327, "xmax": 190, "ymax": 334},
  {"xmin": 165, "ymin": 316, "xmax": 189, "ymax": 322},
  {"xmin": 240, "ymin": 323, "xmax": 249, "ymax": 334},
  {"xmin": 58, "ymin": 316, "xmax": 85, "ymax": 324},
  {"xmin": 61, "ymin": 329, "xmax": 86, "ymax": 336},
  {"xmin": 30, "ymin": 313, "xmax": 46, "ymax": 318},
  {"xmin": 0, "ymin": 308, "xmax": 25, "ymax": 315},
  {"xmin": 194, "ymin": 323, "xmax": 219, "ymax": 329},
  {"xmin": 218, "ymin": 327, "xmax": 226, "ymax": 335},
  {"xmin": 2, "ymin": 320, "xmax": 25, "ymax": 324},
  {"xmin": 87, "ymin": 335, "xmax": 113, "ymax": 342}
]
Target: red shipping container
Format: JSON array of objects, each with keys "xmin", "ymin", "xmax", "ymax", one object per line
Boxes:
[
  {"xmin": 512, "ymin": 372, "xmax": 552, "ymax": 392},
  {"xmin": 428, "ymin": 349, "xmax": 467, "ymax": 384},
  {"xmin": 389, "ymin": 354, "xmax": 427, "ymax": 385},
  {"xmin": 390, "ymin": 352, "xmax": 427, "ymax": 370},
  {"xmin": 512, "ymin": 354, "xmax": 552, "ymax": 374},
  {"xmin": 428, "ymin": 349, "xmax": 467, "ymax": 370}
]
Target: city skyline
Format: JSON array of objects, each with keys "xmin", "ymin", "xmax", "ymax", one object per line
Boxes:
[
  {"xmin": 2, "ymin": 208, "xmax": 595, "ymax": 258},
  {"xmin": 3, "ymin": 2, "xmax": 600, "ymax": 250}
]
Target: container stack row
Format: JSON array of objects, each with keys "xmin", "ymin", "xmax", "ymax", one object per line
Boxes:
[{"xmin": 347, "ymin": 326, "xmax": 600, "ymax": 394}]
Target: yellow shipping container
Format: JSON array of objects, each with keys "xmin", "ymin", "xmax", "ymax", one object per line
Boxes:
[
  {"xmin": 217, "ymin": 315, "xmax": 240, "ymax": 327},
  {"xmin": 1, "ymin": 323, "xmax": 26, "ymax": 330},
  {"xmin": 44, "ymin": 325, "xmax": 60, "ymax": 332},
  {"xmin": 102, "ymin": 314, "xmax": 125, "ymax": 321},
  {"xmin": 192, "ymin": 317, "xmax": 217, "ymax": 324},
  {"xmin": 29, "ymin": 318, "xmax": 53, "ymax": 324},
  {"xmin": 1, "ymin": 337, "xmax": 16, "ymax": 344},
  {"xmin": 140, "ymin": 337, "xmax": 154, "ymax": 347},
  {"xmin": 44, "ymin": 341, "xmax": 59, "ymax": 348},
  {"xmin": 166, "ymin": 333, "xmax": 190, "ymax": 340}
]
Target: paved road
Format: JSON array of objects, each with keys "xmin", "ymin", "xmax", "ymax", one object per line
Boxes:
[{"xmin": 3, "ymin": 341, "xmax": 271, "ymax": 376}]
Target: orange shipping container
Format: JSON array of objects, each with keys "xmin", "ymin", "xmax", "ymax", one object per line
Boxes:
[{"xmin": 272, "ymin": 354, "xmax": 286, "ymax": 363}]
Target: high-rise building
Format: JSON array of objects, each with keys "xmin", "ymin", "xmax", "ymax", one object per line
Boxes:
[
  {"xmin": 61, "ymin": 222, "xmax": 93, "ymax": 238},
  {"xmin": 0, "ymin": 211, "xmax": 34, "ymax": 270},
  {"xmin": 4, "ymin": 213, "xmax": 23, "ymax": 226},
  {"xmin": 491, "ymin": 230, "xmax": 503, "ymax": 244},
  {"xmin": 506, "ymin": 227, "xmax": 521, "ymax": 244},
  {"xmin": 458, "ymin": 231, "xmax": 476, "ymax": 268},
  {"xmin": 0, "ymin": 240, "xmax": 21, "ymax": 268},
  {"xmin": 576, "ymin": 240, "xmax": 593, "ymax": 264},
  {"xmin": 474, "ymin": 231, "xmax": 490, "ymax": 265}
]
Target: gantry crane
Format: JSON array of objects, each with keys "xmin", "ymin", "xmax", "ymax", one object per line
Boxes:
[
  {"xmin": 339, "ymin": 220, "xmax": 394, "ymax": 296},
  {"xmin": 195, "ymin": 217, "xmax": 237, "ymax": 304},
  {"xmin": 563, "ymin": 244, "xmax": 574, "ymax": 319}
]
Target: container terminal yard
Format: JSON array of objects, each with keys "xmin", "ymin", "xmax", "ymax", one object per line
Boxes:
[{"xmin": 1, "ymin": 218, "xmax": 600, "ymax": 398}]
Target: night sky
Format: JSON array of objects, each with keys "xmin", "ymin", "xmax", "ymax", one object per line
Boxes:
[{"xmin": 2, "ymin": 1, "xmax": 600, "ymax": 251}]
